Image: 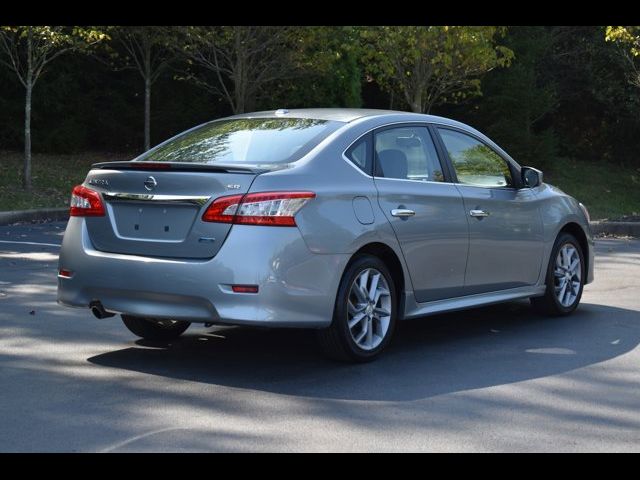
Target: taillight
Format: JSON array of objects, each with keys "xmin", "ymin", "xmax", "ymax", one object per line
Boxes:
[
  {"xmin": 69, "ymin": 185, "xmax": 105, "ymax": 217},
  {"xmin": 202, "ymin": 194, "xmax": 244, "ymax": 223},
  {"xmin": 235, "ymin": 192, "xmax": 316, "ymax": 226},
  {"xmin": 202, "ymin": 191, "xmax": 315, "ymax": 226}
]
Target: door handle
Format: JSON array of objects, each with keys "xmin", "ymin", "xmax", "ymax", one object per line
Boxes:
[
  {"xmin": 469, "ymin": 209, "xmax": 490, "ymax": 218},
  {"xmin": 391, "ymin": 209, "xmax": 415, "ymax": 217}
]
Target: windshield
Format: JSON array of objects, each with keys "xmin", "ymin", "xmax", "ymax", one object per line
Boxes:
[{"xmin": 136, "ymin": 118, "xmax": 344, "ymax": 165}]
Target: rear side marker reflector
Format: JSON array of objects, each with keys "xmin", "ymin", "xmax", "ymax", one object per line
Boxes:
[
  {"xmin": 231, "ymin": 285, "xmax": 259, "ymax": 294},
  {"xmin": 202, "ymin": 191, "xmax": 315, "ymax": 226},
  {"xmin": 58, "ymin": 269, "xmax": 73, "ymax": 278},
  {"xmin": 70, "ymin": 185, "xmax": 105, "ymax": 217}
]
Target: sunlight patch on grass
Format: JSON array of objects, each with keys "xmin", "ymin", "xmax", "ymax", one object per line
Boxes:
[
  {"xmin": 0, "ymin": 151, "xmax": 132, "ymax": 211},
  {"xmin": 541, "ymin": 158, "xmax": 640, "ymax": 220}
]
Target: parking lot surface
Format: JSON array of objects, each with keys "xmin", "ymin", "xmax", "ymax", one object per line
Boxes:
[{"xmin": 1, "ymin": 222, "xmax": 639, "ymax": 452}]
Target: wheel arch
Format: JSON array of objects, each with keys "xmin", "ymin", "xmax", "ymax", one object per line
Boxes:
[
  {"xmin": 351, "ymin": 242, "xmax": 407, "ymax": 317},
  {"xmin": 558, "ymin": 222, "xmax": 590, "ymax": 275}
]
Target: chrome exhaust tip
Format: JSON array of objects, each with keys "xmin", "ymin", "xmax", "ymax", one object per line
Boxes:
[{"xmin": 89, "ymin": 301, "xmax": 115, "ymax": 319}]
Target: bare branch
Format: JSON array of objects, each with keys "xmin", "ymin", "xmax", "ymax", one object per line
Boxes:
[
  {"xmin": 176, "ymin": 26, "xmax": 297, "ymax": 113},
  {"xmin": 0, "ymin": 29, "xmax": 27, "ymax": 86},
  {"xmin": 211, "ymin": 45, "xmax": 236, "ymax": 112}
]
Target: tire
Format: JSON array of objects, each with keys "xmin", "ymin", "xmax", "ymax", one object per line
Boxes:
[
  {"xmin": 317, "ymin": 254, "xmax": 397, "ymax": 362},
  {"xmin": 531, "ymin": 232, "xmax": 585, "ymax": 316},
  {"xmin": 121, "ymin": 315, "xmax": 190, "ymax": 341}
]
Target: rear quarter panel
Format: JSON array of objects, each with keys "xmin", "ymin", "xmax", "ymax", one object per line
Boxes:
[
  {"xmin": 248, "ymin": 118, "xmax": 400, "ymax": 255},
  {"xmin": 246, "ymin": 117, "xmax": 416, "ymax": 300}
]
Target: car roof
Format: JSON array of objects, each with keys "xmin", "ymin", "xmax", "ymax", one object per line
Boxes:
[
  {"xmin": 226, "ymin": 108, "xmax": 466, "ymax": 127},
  {"xmin": 222, "ymin": 108, "xmax": 502, "ymax": 158}
]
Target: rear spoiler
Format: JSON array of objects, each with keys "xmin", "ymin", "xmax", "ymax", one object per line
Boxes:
[{"xmin": 91, "ymin": 161, "xmax": 267, "ymax": 174}]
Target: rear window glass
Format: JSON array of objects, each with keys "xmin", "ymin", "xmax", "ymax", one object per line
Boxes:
[{"xmin": 136, "ymin": 118, "xmax": 344, "ymax": 165}]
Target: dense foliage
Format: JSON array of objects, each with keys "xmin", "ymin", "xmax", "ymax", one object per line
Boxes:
[
  {"xmin": 360, "ymin": 26, "xmax": 513, "ymax": 113},
  {"xmin": 1, "ymin": 25, "xmax": 639, "ymax": 178}
]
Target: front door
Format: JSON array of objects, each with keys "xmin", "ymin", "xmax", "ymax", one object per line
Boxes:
[{"xmin": 436, "ymin": 127, "xmax": 544, "ymax": 295}]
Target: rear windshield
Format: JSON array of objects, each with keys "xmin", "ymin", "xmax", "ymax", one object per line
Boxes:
[{"xmin": 136, "ymin": 118, "xmax": 344, "ymax": 165}]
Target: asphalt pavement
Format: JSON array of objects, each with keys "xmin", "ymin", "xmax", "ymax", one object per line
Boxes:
[{"xmin": 0, "ymin": 221, "xmax": 639, "ymax": 452}]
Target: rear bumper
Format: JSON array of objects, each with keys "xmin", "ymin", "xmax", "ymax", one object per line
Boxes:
[{"xmin": 57, "ymin": 218, "xmax": 349, "ymax": 327}]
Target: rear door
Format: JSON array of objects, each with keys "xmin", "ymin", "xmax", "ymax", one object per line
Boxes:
[
  {"xmin": 373, "ymin": 124, "xmax": 469, "ymax": 303},
  {"xmin": 435, "ymin": 127, "xmax": 544, "ymax": 294},
  {"xmin": 84, "ymin": 165, "xmax": 256, "ymax": 259}
]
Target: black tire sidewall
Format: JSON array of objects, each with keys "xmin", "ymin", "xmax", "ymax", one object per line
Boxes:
[
  {"xmin": 545, "ymin": 233, "xmax": 586, "ymax": 314},
  {"xmin": 333, "ymin": 255, "xmax": 397, "ymax": 361},
  {"xmin": 121, "ymin": 315, "xmax": 190, "ymax": 341}
]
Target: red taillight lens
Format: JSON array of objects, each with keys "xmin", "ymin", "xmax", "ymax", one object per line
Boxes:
[
  {"xmin": 69, "ymin": 185, "xmax": 105, "ymax": 217},
  {"xmin": 201, "ymin": 194, "xmax": 244, "ymax": 223},
  {"xmin": 202, "ymin": 191, "xmax": 315, "ymax": 226},
  {"xmin": 235, "ymin": 192, "xmax": 316, "ymax": 226}
]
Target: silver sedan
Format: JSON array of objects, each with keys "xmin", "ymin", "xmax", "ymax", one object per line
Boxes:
[{"xmin": 57, "ymin": 109, "xmax": 594, "ymax": 361}]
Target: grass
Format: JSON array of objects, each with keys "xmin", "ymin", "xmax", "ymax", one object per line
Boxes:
[
  {"xmin": 1, "ymin": 151, "xmax": 639, "ymax": 220},
  {"xmin": 0, "ymin": 151, "xmax": 133, "ymax": 211},
  {"xmin": 544, "ymin": 157, "xmax": 640, "ymax": 220}
]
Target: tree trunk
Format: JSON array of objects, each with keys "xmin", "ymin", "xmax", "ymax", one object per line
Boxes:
[
  {"xmin": 405, "ymin": 86, "xmax": 423, "ymax": 113},
  {"xmin": 235, "ymin": 89, "xmax": 245, "ymax": 114},
  {"xmin": 244, "ymin": 93, "xmax": 255, "ymax": 113},
  {"xmin": 24, "ymin": 81, "xmax": 32, "ymax": 191},
  {"xmin": 410, "ymin": 92, "xmax": 423, "ymax": 113},
  {"xmin": 234, "ymin": 62, "xmax": 246, "ymax": 114},
  {"xmin": 233, "ymin": 29, "xmax": 245, "ymax": 114},
  {"xmin": 144, "ymin": 45, "xmax": 151, "ymax": 151},
  {"xmin": 23, "ymin": 27, "xmax": 33, "ymax": 191},
  {"xmin": 144, "ymin": 76, "xmax": 151, "ymax": 151}
]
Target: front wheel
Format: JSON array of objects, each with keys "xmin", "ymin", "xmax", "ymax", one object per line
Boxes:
[
  {"xmin": 121, "ymin": 315, "xmax": 190, "ymax": 341},
  {"xmin": 317, "ymin": 254, "xmax": 397, "ymax": 362},
  {"xmin": 531, "ymin": 232, "xmax": 585, "ymax": 316}
]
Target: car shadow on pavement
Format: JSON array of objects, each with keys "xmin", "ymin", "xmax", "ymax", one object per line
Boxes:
[{"xmin": 88, "ymin": 300, "xmax": 640, "ymax": 402}]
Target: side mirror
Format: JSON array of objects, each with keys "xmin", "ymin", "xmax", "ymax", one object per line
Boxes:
[{"xmin": 522, "ymin": 166, "xmax": 543, "ymax": 188}]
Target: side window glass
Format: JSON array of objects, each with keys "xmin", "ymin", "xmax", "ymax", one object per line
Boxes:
[
  {"xmin": 437, "ymin": 128, "xmax": 513, "ymax": 188},
  {"xmin": 345, "ymin": 134, "xmax": 372, "ymax": 174},
  {"xmin": 374, "ymin": 126, "xmax": 445, "ymax": 182}
]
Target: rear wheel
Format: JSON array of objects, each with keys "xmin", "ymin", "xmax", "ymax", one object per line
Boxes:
[
  {"xmin": 121, "ymin": 315, "xmax": 190, "ymax": 341},
  {"xmin": 531, "ymin": 232, "xmax": 585, "ymax": 316},
  {"xmin": 317, "ymin": 254, "xmax": 397, "ymax": 362}
]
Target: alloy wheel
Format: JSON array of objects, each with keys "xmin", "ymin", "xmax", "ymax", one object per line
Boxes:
[
  {"xmin": 554, "ymin": 244, "xmax": 582, "ymax": 307},
  {"xmin": 347, "ymin": 268, "xmax": 392, "ymax": 351}
]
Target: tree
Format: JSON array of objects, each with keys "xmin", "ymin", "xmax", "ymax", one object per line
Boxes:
[
  {"xmin": 177, "ymin": 26, "xmax": 298, "ymax": 114},
  {"xmin": 360, "ymin": 26, "xmax": 513, "ymax": 113},
  {"xmin": 605, "ymin": 26, "xmax": 640, "ymax": 88},
  {"xmin": 0, "ymin": 26, "xmax": 107, "ymax": 190},
  {"xmin": 466, "ymin": 26, "xmax": 558, "ymax": 168},
  {"xmin": 268, "ymin": 26, "xmax": 363, "ymax": 109},
  {"xmin": 110, "ymin": 26, "xmax": 175, "ymax": 151}
]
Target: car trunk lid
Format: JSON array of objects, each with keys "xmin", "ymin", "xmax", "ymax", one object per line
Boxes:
[{"xmin": 83, "ymin": 162, "xmax": 259, "ymax": 259}]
